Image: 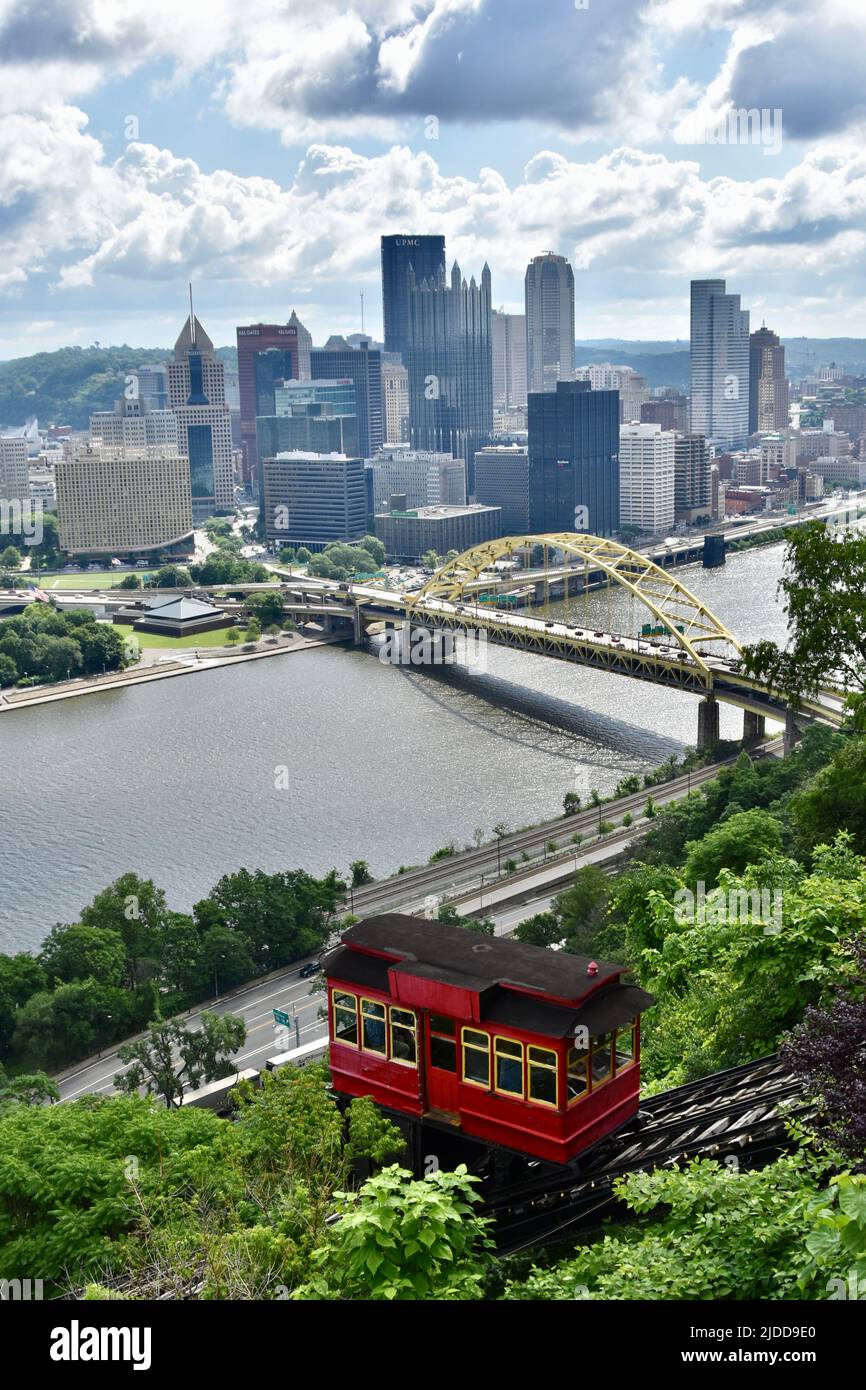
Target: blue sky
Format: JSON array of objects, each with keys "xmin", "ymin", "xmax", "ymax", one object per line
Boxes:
[{"xmin": 1, "ymin": 0, "xmax": 865, "ymax": 358}]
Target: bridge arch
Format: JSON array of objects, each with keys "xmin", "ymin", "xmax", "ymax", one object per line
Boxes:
[{"xmin": 406, "ymin": 533, "xmax": 743, "ymax": 677}]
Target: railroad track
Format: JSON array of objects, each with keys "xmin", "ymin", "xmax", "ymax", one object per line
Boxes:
[{"xmin": 486, "ymin": 1055, "xmax": 809, "ymax": 1255}]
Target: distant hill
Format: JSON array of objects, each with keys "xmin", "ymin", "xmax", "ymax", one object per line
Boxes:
[
  {"xmin": 574, "ymin": 344, "xmax": 690, "ymax": 389},
  {"xmin": 0, "ymin": 344, "xmax": 239, "ymax": 431}
]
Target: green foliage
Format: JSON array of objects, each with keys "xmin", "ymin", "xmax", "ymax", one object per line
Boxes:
[
  {"xmin": 503, "ymin": 1156, "xmax": 819, "ymax": 1301},
  {"xmin": 294, "ymin": 1165, "xmax": 493, "ymax": 1300},
  {"xmin": 553, "ymin": 866, "xmax": 611, "ymax": 954},
  {"xmin": 115, "ymin": 1012, "xmax": 247, "ymax": 1108},
  {"xmin": 436, "ymin": 904, "xmax": 495, "ymax": 935},
  {"xmin": 791, "ymin": 735, "xmax": 866, "ymax": 859},
  {"xmin": 0, "ymin": 545, "xmax": 21, "ymax": 568},
  {"xmin": 0, "ymin": 1063, "xmax": 59, "ymax": 1109},
  {"xmin": 0, "ymin": 346, "xmax": 173, "ymax": 429},
  {"xmin": 307, "ymin": 541, "xmax": 383, "ymax": 581},
  {"xmin": 40, "ymin": 923, "xmax": 127, "ymax": 988},
  {"xmin": 190, "ymin": 553, "xmax": 270, "ymax": 585},
  {"xmin": 682, "ymin": 807, "xmax": 784, "ymax": 887},
  {"xmin": 801, "ymin": 1174, "xmax": 866, "ymax": 1298},
  {"xmin": 514, "ymin": 912, "xmax": 562, "ymax": 948},
  {"xmin": 0, "ymin": 603, "xmax": 129, "ymax": 684}
]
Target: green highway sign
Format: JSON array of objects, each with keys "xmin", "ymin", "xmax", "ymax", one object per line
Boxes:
[{"xmin": 273, "ymin": 1009, "xmax": 290, "ymax": 1027}]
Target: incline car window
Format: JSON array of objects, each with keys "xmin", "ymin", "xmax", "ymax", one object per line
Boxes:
[{"xmin": 333, "ymin": 991, "xmax": 358, "ymax": 1045}]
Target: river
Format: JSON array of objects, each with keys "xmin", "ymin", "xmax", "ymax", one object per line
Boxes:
[{"xmin": 0, "ymin": 543, "xmax": 789, "ymax": 954}]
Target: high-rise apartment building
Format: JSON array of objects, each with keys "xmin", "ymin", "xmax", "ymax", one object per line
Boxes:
[
  {"xmin": 674, "ymin": 433, "xmax": 712, "ymax": 523},
  {"xmin": 689, "ymin": 279, "xmax": 750, "ymax": 450},
  {"xmin": 90, "ymin": 396, "xmax": 179, "ymax": 450},
  {"xmin": 382, "ymin": 360, "xmax": 409, "ymax": 443},
  {"xmin": 406, "ymin": 262, "xmax": 494, "ymax": 491},
  {"xmin": 0, "ymin": 436, "xmax": 30, "ymax": 508},
  {"xmin": 474, "ymin": 444, "xmax": 530, "ymax": 534},
  {"xmin": 261, "ymin": 452, "xmax": 367, "ymax": 550},
  {"xmin": 56, "ymin": 444, "xmax": 193, "ymax": 557},
  {"xmin": 749, "ymin": 326, "xmax": 789, "ymax": 434},
  {"xmin": 310, "ymin": 339, "xmax": 384, "ymax": 458},
  {"xmin": 168, "ymin": 314, "xmax": 234, "ymax": 521},
  {"xmin": 525, "ymin": 254, "xmax": 575, "ymax": 394},
  {"xmin": 492, "ymin": 311, "xmax": 528, "ymax": 408},
  {"xmin": 528, "ymin": 380, "xmax": 619, "ymax": 537},
  {"xmin": 367, "ymin": 448, "xmax": 466, "ymax": 513},
  {"xmin": 235, "ymin": 321, "xmax": 300, "ymax": 486},
  {"xmin": 618, "ymin": 424, "xmax": 676, "ymax": 534},
  {"xmin": 381, "ymin": 234, "xmax": 447, "ymax": 363}
]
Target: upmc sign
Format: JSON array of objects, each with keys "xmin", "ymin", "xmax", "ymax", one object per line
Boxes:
[{"xmin": 394, "ymin": 238, "xmax": 421, "ymax": 248}]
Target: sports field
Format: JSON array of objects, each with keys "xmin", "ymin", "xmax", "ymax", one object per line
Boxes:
[{"xmin": 41, "ymin": 571, "xmax": 151, "ymax": 591}]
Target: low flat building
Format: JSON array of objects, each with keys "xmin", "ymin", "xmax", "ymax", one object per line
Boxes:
[
  {"xmin": 810, "ymin": 456, "xmax": 866, "ymax": 487},
  {"xmin": 374, "ymin": 502, "xmax": 501, "ymax": 562},
  {"xmin": 55, "ymin": 444, "xmax": 193, "ymax": 557},
  {"xmin": 116, "ymin": 596, "xmax": 233, "ymax": 638}
]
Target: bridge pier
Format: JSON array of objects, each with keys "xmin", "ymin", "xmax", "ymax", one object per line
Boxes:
[
  {"xmin": 742, "ymin": 711, "xmax": 766, "ymax": 746},
  {"xmin": 697, "ymin": 695, "xmax": 720, "ymax": 750},
  {"xmin": 784, "ymin": 707, "xmax": 802, "ymax": 756}
]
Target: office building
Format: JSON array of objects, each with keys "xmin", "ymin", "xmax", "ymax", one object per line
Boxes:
[
  {"xmin": 236, "ymin": 321, "xmax": 300, "ymax": 486},
  {"xmin": 641, "ymin": 400, "xmax": 678, "ymax": 431},
  {"xmin": 674, "ymin": 433, "xmax": 712, "ymax": 523},
  {"xmin": 310, "ymin": 339, "xmax": 384, "ymax": 458},
  {"xmin": 288, "ymin": 310, "xmax": 312, "ymax": 378},
  {"xmin": 810, "ymin": 456, "xmax": 866, "ymax": 488},
  {"xmin": 794, "ymin": 428, "xmax": 851, "ymax": 462},
  {"xmin": 576, "ymin": 363, "xmax": 650, "ymax": 423},
  {"xmin": 618, "ymin": 424, "xmax": 676, "ymax": 534},
  {"xmin": 134, "ymin": 364, "xmax": 169, "ymax": 411},
  {"xmin": 256, "ymin": 412, "xmax": 360, "ymax": 464},
  {"xmin": 90, "ymin": 395, "xmax": 179, "ymax": 450},
  {"xmin": 381, "ymin": 234, "xmax": 447, "ymax": 363},
  {"xmin": 168, "ymin": 313, "xmax": 234, "ymax": 520},
  {"xmin": 749, "ymin": 326, "xmax": 789, "ymax": 434},
  {"xmin": 261, "ymin": 452, "xmax": 367, "ymax": 550},
  {"xmin": 492, "ymin": 311, "xmax": 527, "ymax": 408},
  {"xmin": 0, "ymin": 436, "xmax": 30, "ymax": 507},
  {"xmin": 368, "ymin": 448, "xmax": 466, "ymax": 512},
  {"xmin": 29, "ymin": 464, "xmax": 56, "ymax": 510},
  {"xmin": 474, "ymin": 445, "xmax": 530, "ymax": 534},
  {"xmin": 528, "ymin": 380, "xmax": 619, "ymax": 537},
  {"xmin": 375, "ymin": 503, "xmax": 501, "ymax": 563},
  {"xmin": 252, "ymin": 347, "xmax": 301, "ymax": 421},
  {"xmin": 525, "ymin": 253, "xmax": 575, "ymax": 393},
  {"xmin": 382, "ymin": 360, "xmax": 409, "ymax": 443},
  {"xmin": 274, "ymin": 378, "xmax": 357, "ymax": 418},
  {"xmin": 689, "ymin": 279, "xmax": 751, "ymax": 450},
  {"xmin": 406, "ymin": 262, "xmax": 494, "ymax": 491},
  {"xmin": 56, "ymin": 444, "xmax": 193, "ymax": 556}
]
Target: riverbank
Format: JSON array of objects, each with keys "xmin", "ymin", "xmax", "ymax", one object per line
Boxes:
[{"xmin": 0, "ymin": 632, "xmax": 347, "ymax": 712}]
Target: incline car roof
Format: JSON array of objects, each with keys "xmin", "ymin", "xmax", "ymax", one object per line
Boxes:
[{"xmin": 336, "ymin": 914, "xmax": 625, "ymax": 1006}]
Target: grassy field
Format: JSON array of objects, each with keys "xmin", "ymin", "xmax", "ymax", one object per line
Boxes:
[
  {"xmin": 40, "ymin": 571, "xmax": 151, "ymax": 591},
  {"xmin": 115, "ymin": 624, "xmax": 240, "ymax": 651}
]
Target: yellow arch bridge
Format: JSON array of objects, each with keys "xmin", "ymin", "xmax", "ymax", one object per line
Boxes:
[{"xmin": 350, "ymin": 533, "xmax": 846, "ymax": 749}]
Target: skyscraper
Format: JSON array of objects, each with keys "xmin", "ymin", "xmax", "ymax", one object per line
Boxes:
[
  {"xmin": 525, "ymin": 253, "xmax": 575, "ymax": 394},
  {"xmin": 406, "ymin": 261, "xmax": 493, "ymax": 491},
  {"xmin": 288, "ymin": 310, "xmax": 313, "ymax": 378},
  {"xmin": 168, "ymin": 312, "xmax": 234, "ymax": 521},
  {"xmin": 56, "ymin": 444, "xmax": 193, "ymax": 557},
  {"xmin": 749, "ymin": 326, "xmax": 789, "ymax": 434},
  {"xmin": 382, "ymin": 360, "xmax": 409, "ymax": 443},
  {"xmin": 235, "ymin": 321, "xmax": 300, "ymax": 487},
  {"xmin": 310, "ymin": 339, "xmax": 383, "ymax": 458},
  {"xmin": 618, "ymin": 424, "xmax": 675, "ymax": 534},
  {"xmin": 674, "ymin": 433, "xmax": 712, "ymax": 523},
  {"xmin": 90, "ymin": 395, "xmax": 178, "ymax": 450},
  {"xmin": 381, "ymin": 234, "xmax": 447, "ymax": 363},
  {"xmin": 492, "ymin": 311, "xmax": 527, "ymax": 408},
  {"xmin": 689, "ymin": 280, "xmax": 750, "ymax": 450},
  {"xmin": 528, "ymin": 380, "xmax": 619, "ymax": 537}
]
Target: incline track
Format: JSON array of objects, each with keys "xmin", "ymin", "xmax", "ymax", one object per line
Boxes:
[{"xmin": 486, "ymin": 1055, "xmax": 808, "ymax": 1255}]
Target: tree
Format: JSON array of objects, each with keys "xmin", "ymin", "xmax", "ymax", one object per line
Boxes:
[
  {"xmin": 0, "ymin": 1064, "xmax": 59, "ymax": 1109},
  {"xmin": 39, "ymin": 923, "xmax": 127, "ymax": 988},
  {"xmin": 226, "ymin": 627, "xmax": 242, "ymax": 646},
  {"xmin": 244, "ymin": 618, "xmax": 261, "ymax": 643},
  {"xmin": 0, "ymin": 952, "xmax": 46, "ymax": 1055},
  {"xmin": 553, "ymin": 866, "xmax": 610, "ymax": 954},
  {"xmin": 437, "ymin": 904, "xmax": 494, "ymax": 935},
  {"xmin": 0, "ymin": 544, "xmax": 21, "ymax": 569},
  {"xmin": 13, "ymin": 980, "xmax": 137, "ymax": 1068},
  {"xmin": 514, "ymin": 912, "xmax": 563, "ymax": 948},
  {"xmin": 682, "ymin": 807, "xmax": 784, "ymax": 887},
  {"xmin": 153, "ymin": 564, "xmax": 192, "ymax": 588},
  {"xmin": 296, "ymin": 547, "xmax": 312, "ymax": 565},
  {"xmin": 245, "ymin": 591, "xmax": 283, "ymax": 627},
  {"xmin": 791, "ymin": 735, "xmax": 866, "ymax": 858},
  {"xmin": 781, "ymin": 931, "xmax": 866, "ymax": 1159},
  {"xmin": 35, "ymin": 634, "xmax": 82, "ymax": 682},
  {"xmin": 563, "ymin": 791, "xmax": 581, "ymax": 816},
  {"xmin": 117, "ymin": 573, "xmax": 141, "ymax": 589},
  {"xmin": 741, "ymin": 523, "xmax": 866, "ymax": 719},
  {"xmin": 115, "ymin": 1012, "xmax": 247, "ymax": 1108},
  {"xmin": 420, "ymin": 550, "xmax": 441, "ymax": 570},
  {"xmin": 79, "ymin": 873, "xmax": 172, "ymax": 989},
  {"xmin": 349, "ymin": 860, "xmax": 373, "ymax": 888},
  {"xmin": 200, "ymin": 926, "xmax": 255, "ymax": 995},
  {"xmin": 0, "ymin": 652, "xmax": 17, "ymax": 686},
  {"xmin": 360, "ymin": 535, "xmax": 386, "ymax": 567},
  {"xmin": 294, "ymin": 1165, "xmax": 492, "ymax": 1300},
  {"xmin": 197, "ymin": 867, "xmax": 345, "ymax": 971}
]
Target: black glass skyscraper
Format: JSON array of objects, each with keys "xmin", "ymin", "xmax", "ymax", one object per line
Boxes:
[
  {"xmin": 528, "ymin": 380, "xmax": 620, "ymax": 537},
  {"xmin": 406, "ymin": 262, "xmax": 494, "ymax": 494},
  {"xmin": 381, "ymin": 234, "xmax": 446, "ymax": 363}
]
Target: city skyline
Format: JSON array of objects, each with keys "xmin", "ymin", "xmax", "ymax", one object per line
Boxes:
[{"xmin": 3, "ymin": 0, "xmax": 866, "ymax": 359}]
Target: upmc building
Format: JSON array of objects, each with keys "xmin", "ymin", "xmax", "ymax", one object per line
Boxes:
[{"xmin": 381, "ymin": 234, "xmax": 446, "ymax": 364}]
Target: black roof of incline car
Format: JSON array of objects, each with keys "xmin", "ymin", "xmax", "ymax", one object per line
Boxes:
[{"xmin": 325, "ymin": 914, "xmax": 655, "ymax": 1029}]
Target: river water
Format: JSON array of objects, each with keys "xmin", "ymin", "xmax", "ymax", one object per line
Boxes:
[{"xmin": 0, "ymin": 544, "xmax": 789, "ymax": 953}]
